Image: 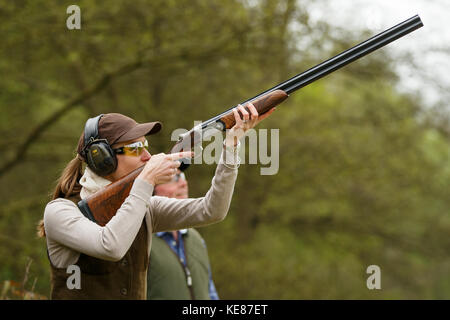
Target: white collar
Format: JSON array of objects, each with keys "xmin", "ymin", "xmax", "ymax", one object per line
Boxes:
[{"xmin": 79, "ymin": 167, "xmax": 111, "ymax": 199}]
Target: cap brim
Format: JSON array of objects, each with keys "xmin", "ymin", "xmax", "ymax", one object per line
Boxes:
[{"xmin": 116, "ymin": 121, "xmax": 162, "ymax": 143}]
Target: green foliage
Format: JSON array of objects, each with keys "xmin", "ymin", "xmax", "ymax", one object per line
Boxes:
[{"xmin": 0, "ymin": 0, "xmax": 449, "ymax": 299}]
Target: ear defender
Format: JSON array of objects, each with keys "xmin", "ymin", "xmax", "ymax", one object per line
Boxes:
[{"xmin": 82, "ymin": 114, "xmax": 117, "ymax": 176}]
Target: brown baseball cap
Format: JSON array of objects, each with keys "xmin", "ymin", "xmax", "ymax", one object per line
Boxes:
[{"xmin": 77, "ymin": 113, "xmax": 162, "ymax": 160}]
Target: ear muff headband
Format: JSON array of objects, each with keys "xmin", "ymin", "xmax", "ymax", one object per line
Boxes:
[
  {"xmin": 84, "ymin": 114, "xmax": 102, "ymax": 148},
  {"xmin": 82, "ymin": 114, "xmax": 117, "ymax": 176}
]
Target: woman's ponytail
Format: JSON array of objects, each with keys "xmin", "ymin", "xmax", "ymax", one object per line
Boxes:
[
  {"xmin": 52, "ymin": 155, "xmax": 84, "ymax": 200},
  {"xmin": 37, "ymin": 154, "xmax": 84, "ymax": 238}
]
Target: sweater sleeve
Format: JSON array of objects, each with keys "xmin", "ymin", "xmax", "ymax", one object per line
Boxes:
[
  {"xmin": 44, "ymin": 179, "xmax": 154, "ymax": 262},
  {"xmin": 148, "ymin": 146, "xmax": 239, "ymax": 232}
]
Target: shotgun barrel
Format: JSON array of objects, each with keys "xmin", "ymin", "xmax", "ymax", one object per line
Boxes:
[
  {"xmin": 171, "ymin": 15, "xmax": 423, "ymax": 170},
  {"xmin": 204, "ymin": 15, "xmax": 423, "ymax": 127}
]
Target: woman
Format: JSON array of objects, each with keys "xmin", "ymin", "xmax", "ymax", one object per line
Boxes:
[{"xmin": 37, "ymin": 104, "xmax": 275, "ymax": 299}]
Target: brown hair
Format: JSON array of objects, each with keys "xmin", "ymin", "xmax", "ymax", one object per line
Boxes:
[{"xmin": 37, "ymin": 154, "xmax": 84, "ymax": 238}]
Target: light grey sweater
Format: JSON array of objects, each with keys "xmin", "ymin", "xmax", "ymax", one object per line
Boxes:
[{"xmin": 44, "ymin": 148, "xmax": 239, "ymax": 268}]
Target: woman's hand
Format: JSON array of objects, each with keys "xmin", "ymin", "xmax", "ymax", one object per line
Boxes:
[
  {"xmin": 225, "ymin": 103, "xmax": 276, "ymax": 147},
  {"xmin": 138, "ymin": 151, "xmax": 193, "ymax": 186}
]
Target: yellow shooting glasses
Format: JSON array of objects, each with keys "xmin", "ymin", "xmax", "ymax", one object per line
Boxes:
[{"xmin": 113, "ymin": 139, "xmax": 149, "ymax": 157}]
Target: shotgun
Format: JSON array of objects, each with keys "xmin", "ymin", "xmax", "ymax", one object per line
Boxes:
[{"xmin": 78, "ymin": 15, "xmax": 423, "ymax": 226}]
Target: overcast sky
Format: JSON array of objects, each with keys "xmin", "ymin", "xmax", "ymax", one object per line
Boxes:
[{"xmin": 309, "ymin": 0, "xmax": 450, "ymax": 109}]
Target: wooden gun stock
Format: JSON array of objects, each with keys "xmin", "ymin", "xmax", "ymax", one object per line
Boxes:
[
  {"xmin": 219, "ymin": 90, "xmax": 288, "ymax": 129},
  {"xmin": 77, "ymin": 166, "xmax": 144, "ymax": 226}
]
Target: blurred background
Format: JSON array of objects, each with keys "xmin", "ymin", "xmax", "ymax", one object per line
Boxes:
[{"xmin": 0, "ymin": 0, "xmax": 449, "ymax": 299}]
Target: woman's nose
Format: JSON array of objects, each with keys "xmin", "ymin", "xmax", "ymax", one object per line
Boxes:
[
  {"xmin": 141, "ymin": 149, "xmax": 151, "ymax": 161},
  {"xmin": 178, "ymin": 178, "xmax": 187, "ymax": 187}
]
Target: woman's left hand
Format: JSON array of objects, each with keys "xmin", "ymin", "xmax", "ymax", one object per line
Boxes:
[{"xmin": 225, "ymin": 103, "xmax": 276, "ymax": 147}]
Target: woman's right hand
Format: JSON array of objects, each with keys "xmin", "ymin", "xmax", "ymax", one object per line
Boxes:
[{"xmin": 138, "ymin": 151, "xmax": 194, "ymax": 186}]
